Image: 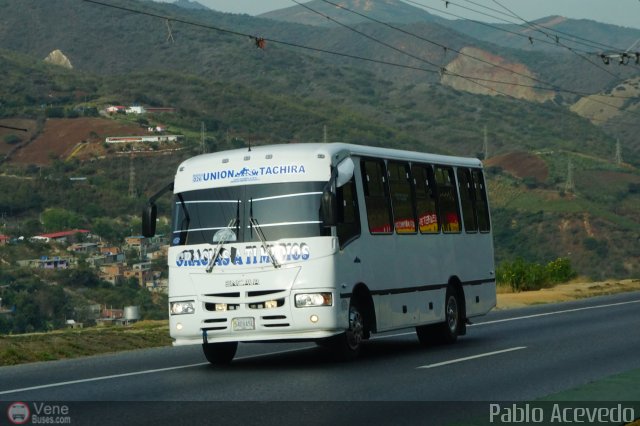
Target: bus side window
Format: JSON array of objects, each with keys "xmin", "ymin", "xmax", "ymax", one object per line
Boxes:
[
  {"xmin": 388, "ymin": 161, "xmax": 416, "ymax": 234},
  {"xmin": 361, "ymin": 159, "xmax": 393, "ymax": 234},
  {"xmin": 473, "ymin": 169, "xmax": 491, "ymax": 232},
  {"xmin": 337, "ymin": 177, "xmax": 361, "ymax": 248},
  {"xmin": 435, "ymin": 166, "xmax": 461, "ymax": 233},
  {"xmin": 457, "ymin": 168, "xmax": 478, "ymax": 233},
  {"xmin": 412, "ymin": 164, "xmax": 439, "ymax": 233}
]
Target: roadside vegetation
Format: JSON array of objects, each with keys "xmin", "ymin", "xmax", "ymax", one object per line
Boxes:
[
  {"xmin": 0, "ymin": 320, "xmax": 170, "ymax": 366},
  {"xmin": 496, "ymin": 257, "xmax": 576, "ymax": 292}
]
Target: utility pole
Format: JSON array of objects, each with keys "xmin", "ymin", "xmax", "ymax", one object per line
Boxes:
[
  {"xmin": 323, "ymin": 125, "xmax": 328, "ymax": 143},
  {"xmin": 615, "ymin": 139, "xmax": 622, "ymax": 165},
  {"xmin": 483, "ymin": 125, "xmax": 489, "ymax": 160},
  {"xmin": 564, "ymin": 158, "xmax": 574, "ymax": 193},
  {"xmin": 128, "ymin": 153, "xmax": 136, "ymax": 198},
  {"xmin": 201, "ymin": 122, "xmax": 206, "ymax": 154}
]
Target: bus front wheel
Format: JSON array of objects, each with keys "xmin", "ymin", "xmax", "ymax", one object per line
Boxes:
[
  {"xmin": 202, "ymin": 341, "xmax": 238, "ymax": 364},
  {"xmin": 327, "ymin": 302, "xmax": 365, "ymax": 360}
]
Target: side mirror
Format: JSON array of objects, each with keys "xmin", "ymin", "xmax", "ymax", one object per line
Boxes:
[
  {"xmin": 142, "ymin": 203, "xmax": 157, "ymax": 237},
  {"xmin": 321, "ymin": 190, "xmax": 337, "ymax": 227}
]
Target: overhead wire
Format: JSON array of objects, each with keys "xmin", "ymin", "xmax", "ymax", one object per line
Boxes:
[
  {"xmin": 307, "ymin": 0, "xmax": 640, "ymax": 124},
  {"xmin": 458, "ymin": 0, "xmax": 622, "ymax": 52},
  {"xmin": 403, "ymin": 0, "xmax": 594, "ymax": 55},
  {"xmin": 487, "ymin": 0, "xmax": 623, "ymax": 80},
  {"xmin": 319, "ymin": 0, "xmax": 557, "ymax": 91},
  {"xmin": 409, "ymin": 0, "xmax": 623, "ymax": 81},
  {"xmin": 291, "ymin": 0, "xmax": 514, "ymax": 97},
  {"xmin": 80, "ymin": 0, "xmax": 441, "ymax": 75},
  {"xmin": 310, "ymin": 0, "xmax": 640, "ymax": 117},
  {"xmin": 80, "ymin": 0, "xmax": 640, "ymax": 123}
]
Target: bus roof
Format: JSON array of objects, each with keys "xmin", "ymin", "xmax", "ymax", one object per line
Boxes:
[{"xmin": 174, "ymin": 143, "xmax": 482, "ymax": 192}]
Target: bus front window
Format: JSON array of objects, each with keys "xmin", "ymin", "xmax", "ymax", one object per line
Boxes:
[{"xmin": 171, "ymin": 182, "xmax": 328, "ymax": 246}]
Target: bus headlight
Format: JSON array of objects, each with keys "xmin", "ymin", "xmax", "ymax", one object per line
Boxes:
[
  {"xmin": 170, "ymin": 301, "xmax": 196, "ymax": 315},
  {"xmin": 295, "ymin": 293, "xmax": 332, "ymax": 308}
]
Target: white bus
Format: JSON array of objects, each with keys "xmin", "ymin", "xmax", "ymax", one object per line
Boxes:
[{"xmin": 142, "ymin": 143, "xmax": 496, "ymax": 363}]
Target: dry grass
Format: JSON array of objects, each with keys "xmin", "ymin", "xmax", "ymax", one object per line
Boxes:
[
  {"xmin": 0, "ymin": 320, "xmax": 171, "ymax": 366},
  {"xmin": 497, "ymin": 278, "xmax": 640, "ymax": 309}
]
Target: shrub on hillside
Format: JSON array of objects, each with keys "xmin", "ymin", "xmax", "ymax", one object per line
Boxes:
[{"xmin": 497, "ymin": 257, "xmax": 576, "ymax": 292}]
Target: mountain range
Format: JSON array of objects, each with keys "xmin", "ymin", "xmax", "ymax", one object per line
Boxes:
[{"xmin": 0, "ymin": 0, "xmax": 638, "ymax": 279}]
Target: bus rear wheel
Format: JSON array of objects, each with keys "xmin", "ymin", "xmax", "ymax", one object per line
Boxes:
[
  {"xmin": 416, "ymin": 287, "xmax": 461, "ymax": 345},
  {"xmin": 202, "ymin": 341, "xmax": 238, "ymax": 365}
]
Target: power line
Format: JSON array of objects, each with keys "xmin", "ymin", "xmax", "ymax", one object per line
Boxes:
[
  {"xmin": 403, "ymin": 0, "xmax": 593, "ymax": 54},
  {"xmin": 292, "ymin": 0, "xmax": 514, "ymax": 97},
  {"xmin": 458, "ymin": 0, "xmax": 623, "ymax": 52},
  {"xmin": 80, "ymin": 0, "xmax": 640, "ymax": 123},
  {"xmin": 487, "ymin": 0, "xmax": 623, "ymax": 80},
  {"xmin": 81, "ymin": 0, "xmax": 440, "ymax": 75},
  {"xmin": 319, "ymin": 0, "xmax": 557, "ymax": 91},
  {"xmin": 309, "ymin": 0, "xmax": 640, "ymax": 119},
  {"xmin": 404, "ymin": 0, "xmax": 640, "ymax": 104}
]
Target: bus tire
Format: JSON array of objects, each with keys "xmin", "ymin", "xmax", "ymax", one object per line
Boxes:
[
  {"xmin": 202, "ymin": 341, "xmax": 238, "ymax": 365},
  {"xmin": 440, "ymin": 286, "xmax": 461, "ymax": 344},
  {"xmin": 416, "ymin": 286, "xmax": 461, "ymax": 345},
  {"xmin": 330, "ymin": 301, "xmax": 365, "ymax": 361}
]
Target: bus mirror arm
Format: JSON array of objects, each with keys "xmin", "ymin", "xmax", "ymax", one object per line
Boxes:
[
  {"xmin": 141, "ymin": 182, "xmax": 174, "ymax": 238},
  {"xmin": 321, "ymin": 167, "xmax": 338, "ymax": 227},
  {"xmin": 321, "ymin": 190, "xmax": 337, "ymax": 227}
]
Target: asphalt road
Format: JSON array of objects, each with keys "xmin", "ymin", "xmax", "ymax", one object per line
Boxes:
[{"xmin": 1, "ymin": 291, "xmax": 639, "ymax": 425}]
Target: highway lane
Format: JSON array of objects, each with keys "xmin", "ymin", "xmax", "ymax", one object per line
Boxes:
[{"xmin": 1, "ymin": 292, "xmax": 639, "ymax": 424}]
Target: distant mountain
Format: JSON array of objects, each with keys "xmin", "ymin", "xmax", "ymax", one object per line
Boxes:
[
  {"xmin": 172, "ymin": 0, "xmax": 209, "ymax": 11},
  {"xmin": 259, "ymin": 0, "xmax": 450, "ymax": 27},
  {"xmin": 146, "ymin": 0, "xmax": 209, "ymax": 11}
]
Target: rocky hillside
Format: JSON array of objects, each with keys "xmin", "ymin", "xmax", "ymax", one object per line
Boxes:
[{"xmin": 441, "ymin": 47, "xmax": 554, "ymax": 101}]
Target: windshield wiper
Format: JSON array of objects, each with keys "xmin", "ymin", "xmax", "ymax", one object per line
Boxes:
[
  {"xmin": 249, "ymin": 198, "xmax": 280, "ymax": 269},
  {"xmin": 206, "ymin": 218, "xmax": 237, "ymax": 273},
  {"xmin": 206, "ymin": 200, "xmax": 240, "ymax": 273}
]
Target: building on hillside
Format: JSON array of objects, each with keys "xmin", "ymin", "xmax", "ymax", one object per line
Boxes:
[
  {"xmin": 31, "ymin": 229, "xmax": 91, "ymax": 244},
  {"xmin": 100, "ymin": 246, "xmax": 121, "ymax": 256},
  {"xmin": 100, "ymin": 263, "xmax": 125, "ymax": 285},
  {"xmin": 124, "ymin": 262, "xmax": 154, "ymax": 287},
  {"xmin": 96, "ymin": 307, "xmax": 124, "ymax": 326},
  {"xmin": 0, "ymin": 235, "xmax": 10, "ymax": 245},
  {"xmin": 86, "ymin": 253, "xmax": 125, "ymax": 269},
  {"xmin": 67, "ymin": 242, "xmax": 99, "ymax": 254},
  {"xmin": 126, "ymin": 106, "xmax": 145, "ymax": 114},
  {"xmin": 17, "ymin": 256, "xmax": 73, "ymax": 270},
  {"xmin": 106, "ymin": 105, "xmax": 126, "ymax": 114},
  {"xmin": 125, "ymin": 235, "xmax": 146, "ymax": 249}
]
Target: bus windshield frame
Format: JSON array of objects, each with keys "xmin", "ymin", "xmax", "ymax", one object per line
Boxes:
[{"xmin": 170, "ymin": 181, "xmax": 329, "ymax": 246}]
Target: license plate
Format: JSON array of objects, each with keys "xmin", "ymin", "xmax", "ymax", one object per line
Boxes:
[{"xmin": 232, "ymin": 317, "xmax": 255, "ymax": 331}]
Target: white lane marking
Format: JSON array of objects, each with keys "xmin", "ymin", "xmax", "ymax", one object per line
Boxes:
[
  {"xmin": 0, "ymin": 346, "xmax": 316, "ymax": 396},
  {"xmin": 471, "ymin": 299, "xmax": 640, "ymax": 327},
  {"xmin": 417, "ymin": 346, "xmax": 526, "ymax": 369},
  {"xmin": 0, "ymin": 362, "xmax": 208, "ymax": 395}
]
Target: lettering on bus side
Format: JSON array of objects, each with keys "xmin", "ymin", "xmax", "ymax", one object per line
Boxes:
[
  {"xmin": 175, "ymin": 243, "xmax": 310, "ymax": 268},
  {"xmin": 192, "ymin": 164, "xmax": 306, "ymax": 184}
]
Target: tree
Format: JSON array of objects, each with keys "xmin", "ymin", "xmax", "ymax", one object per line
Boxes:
[{"xmin": 41, "ymin": 208, "xmax": 81, "ymax": 231}]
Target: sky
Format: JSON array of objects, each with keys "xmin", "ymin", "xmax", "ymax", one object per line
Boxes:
[{"xmin": 184, "ymin": 0, "xmax": 640, "ymax": 30}]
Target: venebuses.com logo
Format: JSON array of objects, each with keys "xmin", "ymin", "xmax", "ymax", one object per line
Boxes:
[
  {"xmin": 7, "ymin": 402, "xmax": 30, "ymax": 425},
  {"xmin": 6, "ymin": 401, "xmax": 71, "ymax": 425}
]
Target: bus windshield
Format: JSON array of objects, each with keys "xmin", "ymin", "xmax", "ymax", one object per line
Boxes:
[{"xmin": 171, "ymin": 181, "xmax": 328, "ymax": 246}]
